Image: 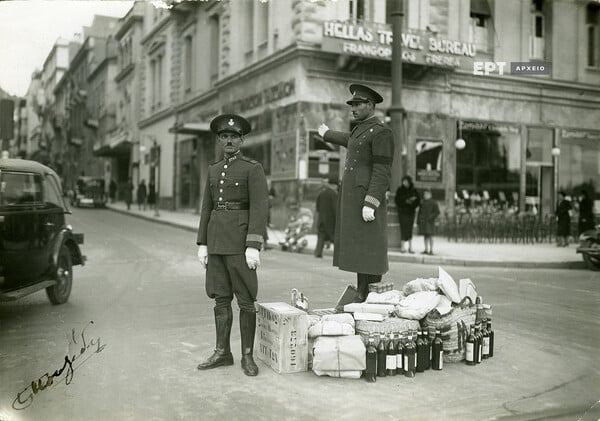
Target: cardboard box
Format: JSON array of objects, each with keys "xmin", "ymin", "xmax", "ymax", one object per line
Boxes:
[{"xmin": 256, "ymin": 302, "xmax": 309, "ymax": 374}]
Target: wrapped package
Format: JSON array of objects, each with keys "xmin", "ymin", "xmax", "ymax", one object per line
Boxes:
[
  {"xmin": 352, "ymin": 312, "xmax": 386, "ymax": 321},
  {"xmin": 402, "ymin": 278, "xmax": 439, "ymax": 296},
  {"xmin": 312, "ymin": 336, "xmax": 366, "ymax": 373},
  {"xmin": 343, "ymin": 303, "xmax": 395, "ymax": 315},
  {"xmin": 394, "ymin": 291, "xmax": 441, "ymax": 320},
  {"xmin": 321, "ymin": 313, "xmax": 355, "ymax": 326},
  {"xmin": 308, "ymin": 320, "xmax": 355, "ymax": 338},
  {"xmin": 312, "ymin": 370, "xmax": 362, "ymax": 379},
  {"xmin": 365, "ymin": 290, "xmax": 405, "ymax": 305}
]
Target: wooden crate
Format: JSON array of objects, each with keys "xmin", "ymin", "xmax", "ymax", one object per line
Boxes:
[{"xmin": 256, "ymin": 302, "xmax": 309, "ymax": 374}]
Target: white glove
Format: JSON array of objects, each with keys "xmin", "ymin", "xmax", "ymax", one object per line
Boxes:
[
  {"xmin": 362, "ymin": 206, "xmax": 375, "ymax": 222},
  {"xmin": 245, "ymin": 247, "xmax": 260, "ymax": 270},
  {"xmin": 318, "ymin": 123, "xmax": 330, "ymax": 137},
  {"xmin": 197, "ymin": 245, "xmax": 208, "ymax": 269}
]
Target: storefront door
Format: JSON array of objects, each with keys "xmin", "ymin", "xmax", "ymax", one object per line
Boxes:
[{"xmin": 525, "ymin": 164, "xmax": 554, "ymax": 215}]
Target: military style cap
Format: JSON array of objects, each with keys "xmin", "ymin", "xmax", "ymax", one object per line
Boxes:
[
  {"xmin": 210, "ymin": 114, "xmax": 251, "ymax": 136},
  {"xmin": 346, "ymin": 84, "xmax": 384, "ymax": 105}
]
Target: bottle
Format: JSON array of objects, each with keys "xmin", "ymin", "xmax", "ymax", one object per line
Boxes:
[
  {"xmin": 395, "ymin": 333, "xmax": 404, "ymax": 375},
  {"xmin": 466, "ymin": 325, "xmax": 476, "ymax": 366},
  {"xmin": 377, "ymin": 333, "xmax": 387, "ymax": 377},
  {"xmin": 365, "ymin": 335, "xmax": 377, "ymax": 383},
  {"xmin": 404, "ymin": 332, "xmax": 416, "ymax": 378},
  {"xmin": 475, "ymin": 296, "xmax": 484, "ymax": 321},
  {"xmin": 475, "ymin": 322, "xmax": 483, "ymax": 364},
  {"xmin": 416, "ymin": 330, "xmax": 425, "ymax": 373},
  {"xmin": 487, "ymin": 320, "xmax": 494, "ymax": 358},
  {"xmin": 482, "ymin": 318, "xmax": 490, "ymax": 359},
  {"xmin": 424, "ymin": 328, "xmax": 432, "ymax": 370},
  {"xmin": 432, "ymin": 329, "xmax": 444, "ymax": 370},
  {"xmin": 386, "ymin": 333, "xmax": 397, "ymax": 376}
]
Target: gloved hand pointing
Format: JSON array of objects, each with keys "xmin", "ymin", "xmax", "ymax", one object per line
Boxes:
[
  {"xmin": 245, "ymin": 247, "xmax": 260, "ymax": 270},
  {"xmin": 362, "ymin": 206, "xmax": 375, "ymax": 222},
  {"xmin": 197, "ymin": 245, "xmax": 208, "ymax": 269},
  {"xmin": 318, "ymin": 124, "xmax": 330, "ymax": 137}
]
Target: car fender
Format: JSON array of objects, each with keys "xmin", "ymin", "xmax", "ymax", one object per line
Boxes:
[{"xmin": 51, "ymin": 229, "xmax": 85, "ymax": 268}]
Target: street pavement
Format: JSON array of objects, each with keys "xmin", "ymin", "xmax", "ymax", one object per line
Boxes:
[
  {"xmin": 0, "ymin": 208, "xmax": 598, "ymax": 421},
  {"xmin": 105, "ymin": 201, "xmax": 584, "ymax": 269}
]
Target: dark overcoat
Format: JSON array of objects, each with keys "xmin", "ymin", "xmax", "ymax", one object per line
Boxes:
[
  {"xmin": 556, "ymin": 199, "xmax": 572, "ymax": 237},
  {"xmin": 316, "ymin": 186, "xmax": 338, "ymax": 240},
  {"xmin": 417, "ymin": 198, "xmax": 440, "ymax": 236},
  {"xmin": 324, "ymin": 116, "xmax": 394, "ymax": 275}
]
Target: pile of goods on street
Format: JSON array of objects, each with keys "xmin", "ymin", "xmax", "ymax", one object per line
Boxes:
[{"xmin": 255, "ymin": 267, "xmax": 494, "ymax": 382}]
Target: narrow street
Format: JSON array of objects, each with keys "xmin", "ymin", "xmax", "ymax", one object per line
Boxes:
[{"xmin": 0, "ymin": 209, "xmax": 599, "ymax": 421}]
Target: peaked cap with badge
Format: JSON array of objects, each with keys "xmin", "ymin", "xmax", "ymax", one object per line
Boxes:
[
  {"xmin": 346, "ymin": 84, "xmax": 384, "ymax": 105},
  {"xmin": 210, "ymin": 113, "xmax": 252, "ymax": 136}
]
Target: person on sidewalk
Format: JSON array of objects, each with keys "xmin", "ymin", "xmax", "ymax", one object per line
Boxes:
[
  {"xmin": 417, "ymin": 189, "xmax": 440, "ymax": 255},
  {"xmin": 109, "ymin": 179, "xmax": 117, "ymax": 203},
  {"xmin": 314, "ymin": 179, "xmax": 338, "ymax": 258},
  {"xmin": 196, "ymin": 114, "xmax": 269, "ymax": 377},
  {"xmin": 577, "ymin": 189, "xmax": 595, "ymax": 235},
  {"xmin": 555, "ymin": 191, "xmax": 572, "ymax": 247},
  {"xmin": 124, "ymin": 179, "xmax": 134, "ymax": 211},
  {"xmin": 147, "ymin": 180, "xmax": 156, "ymax": 209},
  {"xmin": 394, "ymin": 175, "xmax": 420, "ymax": 253},
  {"xmin": 318, "ymin": 84, "xmax": 394, "ymax": 302},
  {"xmin": 137, "ymin": 179, "xmax": 147, "ymax": 211}
]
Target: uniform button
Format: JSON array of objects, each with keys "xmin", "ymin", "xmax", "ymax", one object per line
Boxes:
[
  {"xmin": 219, "ymin": 189, "xmax": 223, "ymax": 193},
  {"xmin": 369, "ymin": 128, "xmax": 373, "ymax": 132},
  {"xmin": 220, "ymin": 180, "xmax": 224, "ymax": 184},
  {"xmin": 219, "ymin": 197, "xmax": 223, "ymax": 201},
  {"xmin": 221, "ymin": 172, "xmax": 225, "ymax": 176},
  {"xmin": 224, "ymin": 165, "xmax": 228, "ymax": 169},
  {"xmin": 235, "ymin": 182, "xmax": 239, "ymax": 186}
]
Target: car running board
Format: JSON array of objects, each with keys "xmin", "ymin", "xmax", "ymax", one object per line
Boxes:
[{"xmin": 0, "ymin": 280, "xmax": 58, "ymax": 302}]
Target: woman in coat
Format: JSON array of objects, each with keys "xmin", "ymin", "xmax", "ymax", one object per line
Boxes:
[
  {"xmin": 578, "ymin": 189, "xmax": 595, "ymax": 235},
  {"xmin": 417, "ymin": 189, "xmax": 440, "ymax": 255},
  {"xmin": 555, "ymin": 191, "xmax": 572, "ymax": 247},
  {"xmin": 394, "ymin": 175, "xmax": 420, "ymax": 253}
]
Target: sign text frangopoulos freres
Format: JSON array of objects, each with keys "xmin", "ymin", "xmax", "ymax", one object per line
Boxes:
[{"xmin": 321, "ymin": 21, "xmax": 477, "ymax": 69}]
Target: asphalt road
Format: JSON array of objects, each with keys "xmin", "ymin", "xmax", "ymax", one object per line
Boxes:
[{"xmin": 0, "ymin": 208, "xmax": 599, "ymax": 421}]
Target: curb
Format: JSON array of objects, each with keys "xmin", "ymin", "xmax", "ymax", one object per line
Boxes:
[{"xmin": 106, "ymin": 206, "xmax": 585, "ymax": 270}]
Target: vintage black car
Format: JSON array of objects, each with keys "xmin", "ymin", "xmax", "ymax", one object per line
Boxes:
[
  {"xmin": 0, "ymin": 159, "xmax": 85, "ymax": 304},
  {"xmin": 72, "ymin": 176, "xmax": 106, "ymax": 208}
]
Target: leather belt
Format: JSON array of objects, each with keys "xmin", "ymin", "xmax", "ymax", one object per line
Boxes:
[{"xmin": 214, "ymin": 202, "xmax": 249, "ymax": 210}]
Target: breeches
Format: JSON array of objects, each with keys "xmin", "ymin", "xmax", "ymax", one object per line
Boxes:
[{"xmin": 206, "ymin": 254, "xmax": 258, "ymax": 313}]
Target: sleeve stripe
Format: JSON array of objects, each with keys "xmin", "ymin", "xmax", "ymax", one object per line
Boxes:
[
  {"xmin": 373, "ymin": 155, "xmax": 393, "ymax": 165},
  {"xmin": 246, "ymin": 234, "xmax": 264, "ymax": 244},
  {"xmin": 365, "ymin": 195, "xmax": 381, "ymax": 208}
]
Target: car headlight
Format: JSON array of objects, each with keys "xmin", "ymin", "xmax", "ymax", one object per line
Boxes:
[{"xmin": 66, "ymin": 224, "xmax": 73, "ymax": 231}]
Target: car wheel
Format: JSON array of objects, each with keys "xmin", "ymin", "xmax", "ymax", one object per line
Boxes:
[
  {"xmin": 583, "ymin": 253, "xmax": 600, "ymax": 271},
  {"xmin": 46, "ymin": 244, "xmax": 73, "ymax": 304}
]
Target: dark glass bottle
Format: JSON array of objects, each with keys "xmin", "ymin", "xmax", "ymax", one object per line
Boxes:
[
  {"xmin": 482, "ymin": 318, "xmax": 490, "ymax": 359},
  {"xmin": 386, "ymin": 333, "xmax": 397, "ymax": 376},
  {"xmin": 466, "ymin": 325, "xmax": 476, "ymax": 366},
  {"xmin": 365, "ymin": 335, "xmax": 377, "ymax": 382},
  {"xmin": 404, "ymin": 332, "xmax": 416, "ymax": 377},
  {"xmin": 395, "ymin": 333, "xmax": 404, "ymax": 375},
  {"xmin": 424, "ymin": 328, "xmax": 432, "ymax": 370},
  {"xmin": 432, "ymin": 329, "xmax": 443, "ymax": 370},
  {"xmin": 487, "ymin": 320, "xmax": 494, "ymax": 358},
  {"xmin": 416, "ymin": 330, "xmax": 425, "ymax": 373},
  {"xmin": 377, "ymin": 333, "xmax": 387, "ymax": 377},
  {"xmin": 475, "ymin": 323, "xmax": 482, "ymax": 364}
]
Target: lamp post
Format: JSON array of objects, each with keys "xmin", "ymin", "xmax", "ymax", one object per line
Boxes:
[{"xmin": 389, "ymin": 0, "xmax": 405, "ymax": 191}]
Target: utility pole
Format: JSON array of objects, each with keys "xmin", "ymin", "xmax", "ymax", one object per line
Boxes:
[{"xmin": 389, "ymin": 0, "xmax": 405, "ymax": 191}]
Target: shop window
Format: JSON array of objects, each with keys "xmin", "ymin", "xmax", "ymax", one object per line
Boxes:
[
  {"xmin": 558, "ymin": 134, "xmax": 600, "ymax": 201},
  {"xmin": 526, "ymin": 127, "xmax": 553, "ymax": 164},
  {"xmin": 530, "ymin": 0, "xmax": 545, "ymax": 59},
  {"xmin": 587, "ymin": 3, "xmax": 600, "ymax": 68},
  {"xmin": 349, "ymin": 0, "xmax": 365, "ymax": 22}
]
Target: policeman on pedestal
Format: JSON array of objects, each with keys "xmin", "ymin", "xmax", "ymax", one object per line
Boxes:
[
  {"xmin": 196, "ymin": 114, "xmax": 269, "ymax": 376},
  {"xmin": 318, "ymin": 84, "xmax": 394, "ymax": 301}
]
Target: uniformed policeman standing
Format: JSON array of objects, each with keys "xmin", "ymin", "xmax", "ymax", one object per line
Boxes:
[
  {"xmin": 196, "ymin": 114, "xmax": 269, "ymax": 377},
  {"xmin": 318, "ymin": 84, "xmax": 394, "ymax": 301}
]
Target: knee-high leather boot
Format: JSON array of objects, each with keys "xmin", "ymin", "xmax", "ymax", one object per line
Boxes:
[
  {"xmin": 239, "ymin": 310, "xmax": 259, "ymax": 376},
  {"xmin": 197, "ymin": 306, "xmax": 234, "ymax": 370}
]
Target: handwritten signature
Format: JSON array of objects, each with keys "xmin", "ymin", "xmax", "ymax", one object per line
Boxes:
[{"xmin": 12, "ymin": 320, "xmax": 106, "ymax": 410}]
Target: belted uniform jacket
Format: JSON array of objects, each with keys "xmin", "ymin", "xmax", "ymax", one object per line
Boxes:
[
  {"xmin": 323, "ymin": 115, "xmax": 394, "ymax": 275},
  {"xmin": 196, "ymin": 152, "xmax": 269, "ymax": 254}
]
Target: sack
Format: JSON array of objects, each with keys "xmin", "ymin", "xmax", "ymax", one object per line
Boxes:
[
  {"xmin": 308, "ymin": 320, "xmax": 355, "ymax": 338},
  {"xmin": 312, "ymin": 369, "xmax": 362, "ymax": 379},
  {"xmin": 422, "ymin": 302, "xmax": 476, "ymax": 362},
  {"xmin": 394, "ymin": 291, "xmax": 441, "ymax": 320},
  {"xmin": 402, "ymin": 278, "xmax": 438, "ymax": 296},
  {"xmin": 312, "ymin": 336, "xmax": 366, "ymax": 373}
]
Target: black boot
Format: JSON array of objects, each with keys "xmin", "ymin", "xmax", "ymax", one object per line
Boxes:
[
  {"xmin": 239, "ymin": 310, "xmax": 259, "ymax": 376},
  {"xmin": 197, "ymin": 306, "xmax": 234, "ymax": 370}
]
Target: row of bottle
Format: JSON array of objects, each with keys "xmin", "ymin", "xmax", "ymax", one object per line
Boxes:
[
  {"xmin": 365, "ymin": 329, "xmax": 443, "ymax": 383},
  {"xmin": 466, "ymin": 319, "xmax": 494, "ymax": 365}
]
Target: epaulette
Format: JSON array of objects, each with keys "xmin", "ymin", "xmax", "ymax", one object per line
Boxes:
[{"xmin": 241, "ymin": 156, "xmax": 259, "ymax": 165}]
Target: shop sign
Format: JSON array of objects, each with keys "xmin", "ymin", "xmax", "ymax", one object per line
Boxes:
[
  {"xmin": 322, "ymin": 21, "xmax": 477, "ymax": 70},
  {"xmin": 461, "ymin": 120, "xmax": 520, "ymax": 134},
  {"xmin": 415, "ymin": 139, "xmax": 443, "ymax": 183},
  {"xmin": 222, "ymin": 79, "xmax": 295, "ymax": 114},
  {"xmin": 271, "ymin": 130, "xmax": 298, "ymax": 180},
  {"xmin": 561, "ymin": 129, "xmax": 600, "ymax": 141}
]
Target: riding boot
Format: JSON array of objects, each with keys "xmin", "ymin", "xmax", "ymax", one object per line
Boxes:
[
  {"xmin": 197, "ymin": 306, "xmax": 234, "ymax": 370},
  {"xmin": 355, "ymin": 274, "xmax": 369, "ymax": 303},
  {"xmin": 239, "ymin": 310, "xmax": 259, "ymax": 376}
]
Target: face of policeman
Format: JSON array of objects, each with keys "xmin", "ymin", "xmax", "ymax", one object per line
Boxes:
[
  {"xmin": 218, "ymin": 131, "xmax": 243, "ymax": 155},
  {"xmin": 350, "ymin": 101, "xmax": 374, "ymax": 122}
]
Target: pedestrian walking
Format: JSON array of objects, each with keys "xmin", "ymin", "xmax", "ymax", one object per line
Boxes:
[
  {"xmin": 137, "ymin": 179, "xmax": 147, "ymax": 211},
  {"xmin": 394, "ymin": 175, "xmax": 420, "ymax": 253},
  {"xmin": 109, "ymin": 179, "xmax": 117, "ymax": 203},
  {"xmin": 196, "ymin": 114, "xmax": 268, "ymax": 377},
  {"xmin": 314, "ymin": 179, "xmax": 338, "ymax": 258},
  {"xmin": 147, "ymin": 180, "xmax": 156, "ymax": 208},
  {"xmin": 319, "ymin": 83, "xmax": 394, "ymax": 302},
  {"xmin": 417, "ymin": 189, "xmax": 440, "ymax": 255},
  {"xmin": 578, "ymin": 189, "xmax": 595, "ymax": 235},
  {"xmin": 124, "ymin": 179, "xmax": 134, "ymax": 211},
  {"xmin": 555, "ymin": 191, "xmax": 572, "ymax": 247}
]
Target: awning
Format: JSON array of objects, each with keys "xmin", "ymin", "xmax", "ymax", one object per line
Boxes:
[
  {"xmin": 94, "ymin": 133, "xmax": 132, "ymax": 157},
  {"xmin": 169, "ymin": 122, "xmax": 211, "ymax": 135},
  {"xmin": 471, "ymin": 0, "xmax": 491, "ymax": 16}
]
